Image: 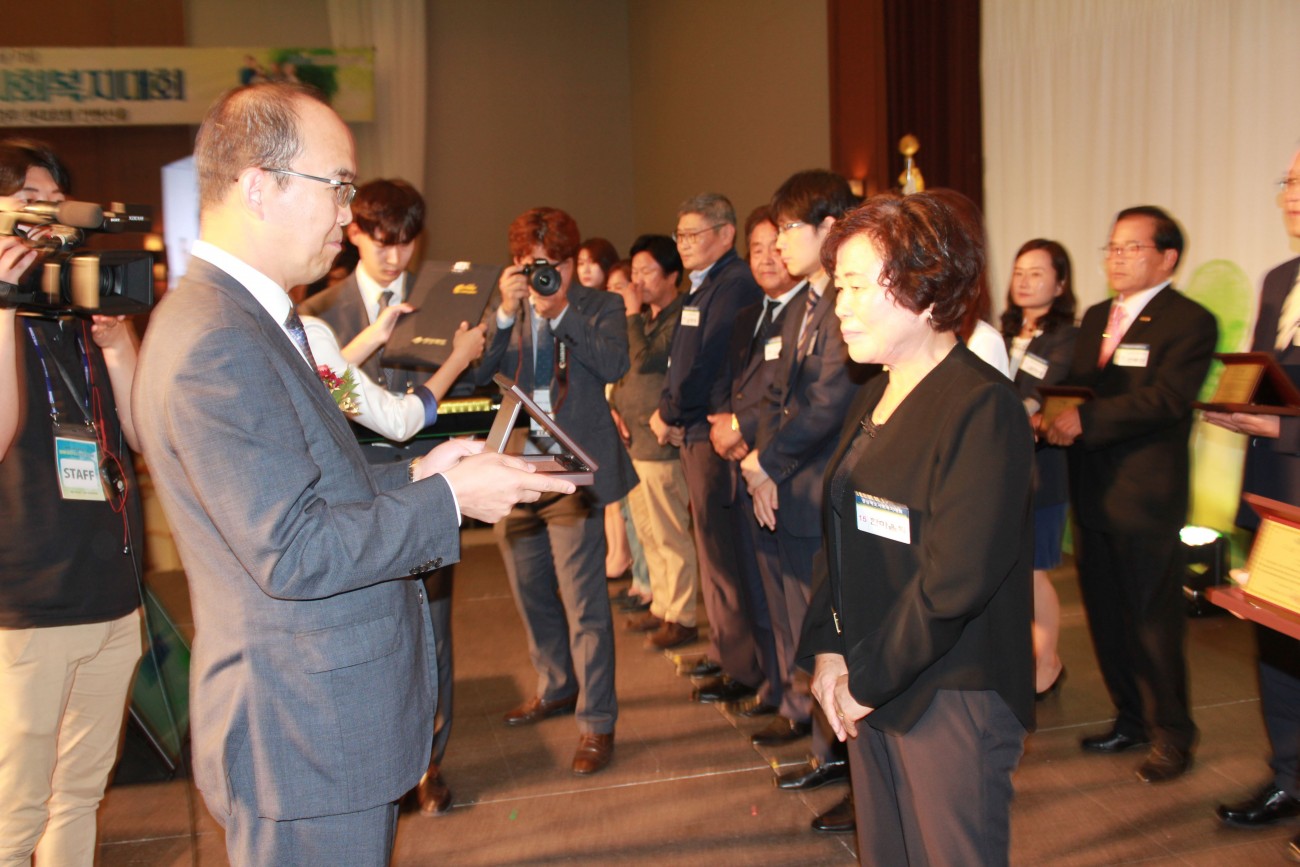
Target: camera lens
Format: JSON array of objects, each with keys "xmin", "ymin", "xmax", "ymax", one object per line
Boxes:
[{"xmin": 526, "ymin": 260, "xmax": 561, "ymax": 296}]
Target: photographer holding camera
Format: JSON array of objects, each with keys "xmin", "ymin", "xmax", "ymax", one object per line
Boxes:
[
  {"xmin": 476, "ymin": 207, "xmax": 636, "ymax": 776},
  {"xmin": 0, "ymin": 140, "xmax": 144, "ymax": 866}
]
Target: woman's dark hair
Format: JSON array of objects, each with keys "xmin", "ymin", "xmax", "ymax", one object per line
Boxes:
[
  {"xmin": 607, "ymin": 258, "xmax": 632, "ymax": 284},
  {"xmin": 0, "ymin": 138, "xmax": 70, "ymax": 197},
  {"xmin": 628, "ymin": 234, "xmax": 683, "ymax": 288},
  {"xmin": 999, "ymin": 239, "xmax": 1076, "ymax": 338},
  {"xmin": 820, "ymin": 192, "xmax": 985, "ymax": 334},
  {"xmin": 578, "ymin": 237, "xmax": 619, "ymax": 287}
]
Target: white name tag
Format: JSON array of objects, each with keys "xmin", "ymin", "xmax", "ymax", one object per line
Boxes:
[
  {"xmin": 681, "ymin": 307, "xmax": 701, "ymax": 328},
  {"xmin": 55, "ymin": 436, "xmax": 105, "ymax": 501},
  {"xmin": 1019, "ymin": 352, "xmax": 1048, "ymax": 380},
  {"xmin": 764, "ymin": 336, "xmax": 783, "ymax": 361},
  {"xmin": 1113, "ymin": 344, "xmax": 1150, "ymax": 368},
  {"xmin": 855, "ymin": 492, "xmax": 911, "ymax": 544}
]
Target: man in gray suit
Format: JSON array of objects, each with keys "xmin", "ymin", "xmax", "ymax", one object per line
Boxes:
[
  {"xmin": 476, "ymin": 207, "xmax": 636, "ymax": 776},
  {"xmin": 133, "ymin": 82, "xmax": 571, "ymax": 865}
]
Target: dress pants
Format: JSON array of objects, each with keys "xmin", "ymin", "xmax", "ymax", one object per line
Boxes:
[
  {"xmin": 848, "ymin": 689, "xmax": 1025, "ymax": 867},
  {"xmin": 737, "ymin": 484, "xmax": 782, "ymax": 710},
  {"xmin": 1076, "ymin": 527, "xmax": 1196, "ymax": 751},
  {"xmin": 772, "ymin": 527, "xmax": 839, "ymax": 763},
  {"xmin": 0, "ymin": 608, "xmax": 143, "ymax": 867},
  {"xmin": 496, "ymin": 491, "xmax": 617, "ymax": 734},
  {"xmin": 680, "ymin": 439, "xmax": 762, "ymax": 688},
  {"xmin": 628, "ymin": 458, "xmax": 698, "ymax": 627},
  {"xmin": 1258, "ymin": 626, "xmax": 1300, "ymax": 796},
  {"xmin": 219, "ymin": 792, "xmax": 398, "ymax": 867}
]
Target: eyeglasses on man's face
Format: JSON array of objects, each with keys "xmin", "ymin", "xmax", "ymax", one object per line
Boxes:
[
  {"xmin": 261, "ymin": 167, "xmax": 357, "ymax": 207},
  {"xmin": 673, "ymin": 224, "xmax": 724, "ymax": 245},
  {"xmin": 1277, "ymin": 177, "xmax": 1300, "ymax": 194},
  {"xmin": 1100, "ymin": 242, "xmax": 1157, "ymax": 259}
]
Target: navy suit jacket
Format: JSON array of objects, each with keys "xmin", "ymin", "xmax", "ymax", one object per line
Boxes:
[
  {"xmin": 1065, "ymin": 286, "xmax": 1217, "ymax": 534},
  {"xmin": 476, "ymin": 281, "xmax": 636, "ymax": 507},
  {"xmin": 659, "ymin": 249, "xmax": 762, "ymax": 442},
  {"xmin": 1237, "ymin": 256, "xmax": 1300, "ymax": 528},
  {"xmin": 134, "ymin": 258, "xmax": 455, "ymax": 821},
  {"xmin": 1009, "ymin": 323, "xmax": 1078, "ymax": 508}
]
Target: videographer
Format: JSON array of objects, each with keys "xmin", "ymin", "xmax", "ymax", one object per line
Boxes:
[{"xmin": 0, "ymin": 140, "xmax": 144, "ymax": 866}]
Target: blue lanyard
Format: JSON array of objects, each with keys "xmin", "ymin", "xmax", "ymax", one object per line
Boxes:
[{"xmin": 24, "ymin": 320, "xmax": 94, "ymax": 428}]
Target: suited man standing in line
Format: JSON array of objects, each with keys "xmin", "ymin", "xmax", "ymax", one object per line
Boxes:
[
  {"xmin": 1046, "ymin": 205, "xmax": 1217, "ymax": 784},
  {"xmin": 740, "ymin": 171, "xmax": 864, "ymax": 813},
  {"xmin": 1207, "ymin": 149, "xmax": 1300, "ymax": 859},
  {"xmin": 476, "ymin": 207, "xmax": 635, "ymax": 776},
  {"xmin": 651, "ymin": 193, "xmax": 765, "ymax": 699},
  {"xmin": 133, "ymin": 82, "xmax": 572, "ymax": 865},
  {"xmin": 703, "ymin": 206, "xmax": 803, "ymax": 714},
  {"xmin": 298, "ymin": 178, "xmax": 474, "ymax": 815}
]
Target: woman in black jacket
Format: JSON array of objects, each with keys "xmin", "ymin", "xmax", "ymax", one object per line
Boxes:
[
  {"xmin": 1001, "ymin": 239, "xmax": 1079, "ymax": 697},
  {"xmin": 799, "ymin": 193, "xmax": 1034, "ymax": 866}
]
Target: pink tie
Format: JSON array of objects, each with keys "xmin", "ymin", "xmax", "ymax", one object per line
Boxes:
[{"xmin": 1097, "ymin": 304, "xmax": 1127, "ymax": 368}]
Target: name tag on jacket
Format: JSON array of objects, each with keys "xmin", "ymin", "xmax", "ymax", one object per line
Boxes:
[
  {"xmin": 764, "ymin": 337, "xmax": 783, "ymax": 361},
  {"xmin": 1019, "ymin": 352, "xmax": 1048, "ymax": 380},
  {"xmin": 855, "ymin": 492, "xmax": 911, "ymax": 544},
  {"xmin": 1114, "ymin": 344, "xmax": 1150, "ymax": 367},
  {"xmin": 681, "ymin": 307, "xmax": 701, "ymax": 327}
]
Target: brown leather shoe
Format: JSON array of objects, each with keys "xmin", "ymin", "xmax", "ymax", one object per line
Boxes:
[
  {"xmin": 572, "ymin": 732, "xmax": 614, "ymax": 775},
  {"xmin": 416, "ymin": 765, "xmax": 452, "ymax": 815},
  {"xmin": 503, "ymin": 693, "xmax": 578, "ymax": 726},
  {"xmin": 646, "ymin": 621, "xmax": 698, "ymax": 649},
  {"xmin": 624, "ymin": 611, "xmax": 663, "ymax": 633}
]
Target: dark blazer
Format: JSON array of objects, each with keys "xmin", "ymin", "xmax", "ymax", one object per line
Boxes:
[
  {"xmin": 658, "ymin": 249, "xmax": 762, "ymax": 442},
  {"xmin": 1065, "ymin": 286, "xmax": 1218, "ymax": 534},
  {"xmin": 1009, "ymin": 323, "xmax": 1078, "ymax": 508},
  {"xmin": 1237, "ymin": 256, "xmax": 1300, "ymax": 528},
  {"xmin": 608, "ymin": 296, "xmax": 682, "ymax": 462},
  {"xmin": 476, "ymin": 281, "xmax": 636, "ymax": 507},
  {"xmin": 798, "ymin": 344, "xmax": 1035, "ymax": 735},
  {"xmin": 299, "ymin": 273, "xmax": 424, "ymax": 392},
  {"xmin": 757, "ymin": 284, "xmax": 867, "ymax": 538},
  {"xmin": 134, "ymin": 258, "xmax": 457, "ymax": 821}
]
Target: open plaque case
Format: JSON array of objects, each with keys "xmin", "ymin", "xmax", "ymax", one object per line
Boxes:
[
  {"xmin": 484, "ymin": 374, "xmax": 597, "ymax": 486},
  {"xmin": 1193, "ymin": 353, "xmax": 1300, "ymax": 416}
]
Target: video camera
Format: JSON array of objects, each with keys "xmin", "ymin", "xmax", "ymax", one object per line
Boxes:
[{"xmin": 0, "ymin": 199, "xmax": 154, "ymax": 316}]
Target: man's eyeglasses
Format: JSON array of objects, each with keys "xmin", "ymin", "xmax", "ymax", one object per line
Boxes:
[
  {"xmin": 1277, "ymin": 177, "xmax": 1300, "ymax": 194},
  {"xmin": 673, "ymin": 224, "xmax": 724, "ymax": 245},
  {"xmin": 1100, "ymin": 242, "xmax": 1157, "ymax": 259},
  {"xmin": 262, "ymin": 167, "xmax": 357, "ymax": 207},
  {"xmin": 777, "ymin": 221, "xmax": 808, "ymax": 235}
]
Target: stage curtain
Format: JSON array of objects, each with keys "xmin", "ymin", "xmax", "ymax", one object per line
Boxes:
[
  {"xmin": 982, "ymin": 0, "xmax": 1300, "ymax": 538},
  {"xmin": 326, "ymin": 0, "xmax": 427, "ymax": 185}
]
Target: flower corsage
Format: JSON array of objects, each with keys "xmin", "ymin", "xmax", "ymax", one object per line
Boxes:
[{"xmin": 317, "ymin": 365, "xmax": 361, "ymax": 415}]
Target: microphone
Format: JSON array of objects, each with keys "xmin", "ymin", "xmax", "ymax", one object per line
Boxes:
[{"xmin": 9, "ymin": 200, "xmax": 105, "ymax": 229}]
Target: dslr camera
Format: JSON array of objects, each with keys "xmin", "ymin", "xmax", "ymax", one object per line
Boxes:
[
  {"xmin": 0, "ymin": 199, "xmax": 154, "ymax": 316},
  {"xmin": 521, "ymin": 258, "xmax": 562, "ymax": 296}
]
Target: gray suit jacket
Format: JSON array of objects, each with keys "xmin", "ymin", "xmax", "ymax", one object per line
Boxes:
[{"xmin": 134, "ymin": 258, "xmax": 459, "ymax": 821}]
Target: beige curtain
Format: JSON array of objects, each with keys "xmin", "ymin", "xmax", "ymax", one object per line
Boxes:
[
  {"xmin": 327, "ymin": 0, "xmax": 427, "ymax": 185},
  {"xmin": 982, "ymin": 0, "xmax": 1300, "ymax": 533}
]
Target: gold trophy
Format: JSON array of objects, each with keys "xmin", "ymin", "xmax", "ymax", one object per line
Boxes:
[{"xmin": 898, "ymin": 134, "xmax": 924, "ymax": 195}]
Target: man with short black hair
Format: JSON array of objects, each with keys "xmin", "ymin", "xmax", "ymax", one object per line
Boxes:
[{"xmin": 1047, "ymin": 204, "xmax": 1217, "ymax": 785}]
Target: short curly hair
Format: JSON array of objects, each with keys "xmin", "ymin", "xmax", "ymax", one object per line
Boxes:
[
  {"xmin": 820, "ymin": 192, "xmax": 985, "ymax": 334},
  {"xmin": 508, "ymin": 207, "xmax": 580, "ymax": 263}
]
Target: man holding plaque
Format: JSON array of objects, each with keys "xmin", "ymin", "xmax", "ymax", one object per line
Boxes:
[
  {"xmin": 1045, "ymin": 205, "xmax": 1217, "ymax": 784},
  {"xmin": 1206, "ymin": 150, "xmax": 1300, "ymax": 856}
]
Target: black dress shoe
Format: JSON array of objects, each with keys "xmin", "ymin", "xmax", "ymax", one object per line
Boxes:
[
  {"xmin": 693, "ymin": 678, "xmax": 757, "ymax": 704},
  {"xmin": 1217, "ymin": 784, "xmax": 1300, "ymax": 827},
  {"xmin": 751, "ymin": 716, "xmax": 812, "ymax": 746},
  {"xmin": 736, "ymin": 701, "xmax": 778, "ymax": 718},
  {"xmin": 1136, "ymin": 743, "xmax": 1192, "ymax": 784},
  {"xmin": 776, "ymin": 759, "xmax": 849, "ymax": 791},
  {"xmin": 1080, "ymin": 729, "xmax": 1149, "ymax": 754},
  {"xmin": 812, "ymin": 793, "xmax": 855, "ymax": 833},
  {"xmin": 503, "ymin": 693, "xmax": 578, "ymax": 726},
  {"xmin": 679, "ymin": 658, "xmax": 722, "ymax": 679}
]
